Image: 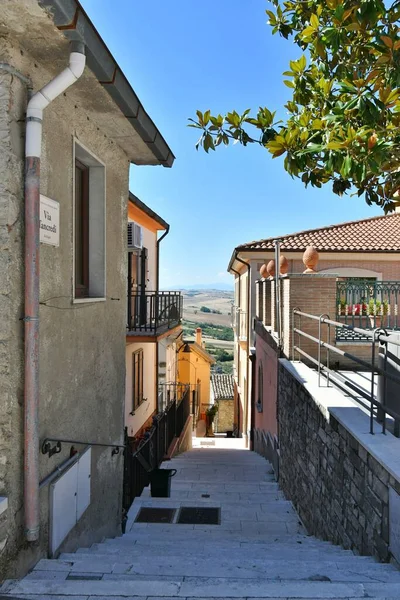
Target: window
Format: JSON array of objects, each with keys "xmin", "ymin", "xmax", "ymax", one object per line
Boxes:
[
  {"xmin": 74, "ymin": 142, "xmax": 105, "ymax": 300},
  {"xmin": 132, "ymin": 349, "xmax": 144, "ymax": 412},
  {"xmin": 256, "ymin": 364, "xmax": 263, "ymax": 413},
  {"xmin": 75, "ymin": 159, "xmax": 89, "ymax": 297}
]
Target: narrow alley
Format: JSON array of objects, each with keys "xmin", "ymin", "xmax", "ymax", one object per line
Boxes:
[{"xmin": 2, "ymin": 439, "xmax": 400, "ymax": 599}]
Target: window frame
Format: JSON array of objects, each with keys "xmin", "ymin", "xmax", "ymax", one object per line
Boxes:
[
  {"xmin": 256, "ymin": 363, "xmax": 263, "ymax": 413},
  {"xmin": 132, "ymin": 348, "xmax": 144, "ymax": 412},
  {"xmin": 74, "ymin": 158, "xmax": 90, "ymax": 298},
  {"xmin": 73, "ymin": 140, "xmax": 106, "ymax": 303}
]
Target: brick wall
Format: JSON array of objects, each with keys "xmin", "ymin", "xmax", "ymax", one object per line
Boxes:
[
  {"xmin": 282, "ymin": 275, "xmax": 337, "ymax": 363},
  {"xmin": 258, "ymin": 258, "xmax": 400, "ymax": 281},
  {"xmin": 278, "ymin": 361, "xmax": 397, "ymax": 561},
  {"xmin": 280, "ymin": 275, "xmax": 378, "ymax": 369},
  {"xmin": 291, "ymin": 258, "xmax": 400, "ymax": 280}
]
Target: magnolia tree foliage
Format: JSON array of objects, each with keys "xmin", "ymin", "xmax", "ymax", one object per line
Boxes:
[{"xmin": 189, "ymin": 0, "xmax": 400, "ymax": 211}]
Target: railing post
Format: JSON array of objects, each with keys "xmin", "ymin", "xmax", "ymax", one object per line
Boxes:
[
  {"xmin": 370, "ymin": 328, "xmax": 380, "ymax": 435},
  {"xmin": 318, "ymin": 314, "xmax": 330, "ymax": 387},
  {"xmin": 382, "ymin": 338, "xmax": 388, "ymax": 435}
]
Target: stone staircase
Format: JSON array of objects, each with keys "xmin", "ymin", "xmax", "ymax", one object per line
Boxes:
[{"xmin": 2, "ymin": 444, "xmax": 400, "ymax": 599}]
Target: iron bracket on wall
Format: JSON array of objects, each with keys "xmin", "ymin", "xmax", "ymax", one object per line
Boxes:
[{"xmin": 41, "ymin": 437, "xmax": 124, "ymax": 458}]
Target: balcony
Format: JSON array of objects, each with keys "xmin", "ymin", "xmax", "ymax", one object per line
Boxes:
[
  {"xmin": 232, "ymin": 306, "xmax": 248, "ymax": 341},
  {"xmin": 127, "ymin": 290, "xmax": 182, "ymax": 336},
  {"xmin": 336, "ymin": 279, "xmax": 400, "ymax": 342}
]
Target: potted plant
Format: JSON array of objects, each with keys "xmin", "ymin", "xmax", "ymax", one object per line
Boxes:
[
  {"xmin": 367, "ymin": 299, "xmax": 388, "ymax": 328},
  {"xmin": 205, "ymin": 403, "xmax": 218, "ymax": 437},
  {"xmin": 338, "ymin": 299, "xmax": 368, "ymax": 326}
]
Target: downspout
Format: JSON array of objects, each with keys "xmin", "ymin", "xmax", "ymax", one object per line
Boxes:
[
  {"xmin": 230, "ymin": 265, "xmax": 241, "ymax": 434},
  {"xmin": 24, "ymin": 42, "xmax": 86, "ymax": 542},
  {"xmin": 274, "ymin": 239, "xmax": 282, "ymax": 346},
  {"xmin": 155, "ymin": 225, "xmax": 170, "ymax": 412},
  {"xmin": 156, "ymin": 225, "xmax": 170, "ymax": 292},
  {"xmin": 234, "ymin": 252, "xmax": 251, "ymax": 441}
]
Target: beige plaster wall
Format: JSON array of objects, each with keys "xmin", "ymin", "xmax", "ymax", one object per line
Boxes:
[
  {"xmin": 125, "ymin": 341, "xmax": 156, "ymax": 438},
  {"xmin": 0, "ymin": 40, "xmax": 129, "ymax": 578}
]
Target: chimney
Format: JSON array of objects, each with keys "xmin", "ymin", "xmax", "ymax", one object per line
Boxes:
[{"xmin": 196, "ymin": 327, "xmax": 202, "ymax": 347}]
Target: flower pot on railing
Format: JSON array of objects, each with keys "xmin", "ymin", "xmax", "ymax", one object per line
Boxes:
[
  {"xmin": 368, "ymin": 315, "xmax": 387, "ymax": 329},
  {"xmin": 367, "ymin": 300, "xmax": 388, "ymax": 329},
  {"xmin": 337, "ymin": 302, "xmax": 369, "ymax": 327}
]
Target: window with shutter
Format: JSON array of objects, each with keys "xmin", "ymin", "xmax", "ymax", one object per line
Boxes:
[{"xmin": 132, "ymin": 349, "xmax": 144, "ymax": 411}]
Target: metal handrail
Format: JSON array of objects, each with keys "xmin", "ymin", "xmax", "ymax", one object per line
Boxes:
[
  {"xmin": 292, "ymin": 308, "xmax": 400, "ymax": 435},
  {"xmin": 42, "ymin": 437, "xmax": 124, "ymax": 457}
]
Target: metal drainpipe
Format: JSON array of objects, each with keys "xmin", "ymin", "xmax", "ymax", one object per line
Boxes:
[
  {"xmin": 230, "ymin": 265, "xmax": 241, "ymax": 433},
  {"xmin": 155, "ymin": 225, "xmax": 170, "ymax": 412},
  {"xmin": 234, "ymin": 252, "xmax": 251, "ymax": 442},
  {"xmin": 274, "ymin": 240, "xmax": 282, "ymax": 347},
  {"xmin": 0, "ymin": 63, "xmax": 33, "ymax": 93},
  {"xmin": 24, "ymin": 42, "xmax": 86, "ymax": 542}
]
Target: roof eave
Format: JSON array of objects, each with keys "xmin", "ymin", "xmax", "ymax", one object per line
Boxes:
[
  {"xmin": 128, "ymin": 192, "xmax": 169, "ymax": 230},
  {"xmin": 40, "ymin": 0, "xmax": 175, "ymax": 168}
]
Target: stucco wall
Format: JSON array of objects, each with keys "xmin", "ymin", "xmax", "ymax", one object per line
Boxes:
[
  {"xmin": 127, "ymin": 218, "xmax": 157, "ymax": 291},
  {"xmin": 178, "ymin": 352, "xmax": 211, "ymax": 409},
  {"xmin": 125, "ymin": 341, "xmax": 156, "ymax": 437},
  {"xmin": 1, "ymin": 42, "xmax": 128, "ymax": 578},
  {"xmin": 254, "ymin": 322, "xmax": 279, "ymax": 437}
]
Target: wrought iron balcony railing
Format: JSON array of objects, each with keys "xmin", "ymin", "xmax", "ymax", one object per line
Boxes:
[
  {"xmin": 127, "ymin": 290, "xmax": 182, "ymax": 334},
  {"xmin": 336, "ymin": 279, "xmax": 400, "ymax": 342}
]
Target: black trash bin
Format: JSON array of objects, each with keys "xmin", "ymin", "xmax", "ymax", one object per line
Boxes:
[{"xmin": 149, "ymin": 468, "xmax": 177, "ymax": 497}]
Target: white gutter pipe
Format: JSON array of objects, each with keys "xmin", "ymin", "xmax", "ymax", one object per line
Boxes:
[
  {"xmin": 24, "ymin": 42, "xmax": 86, "ymax": 542},
  {"xmin": 274, "ymin": 239, "xmax": 282, "ymax": 346}
]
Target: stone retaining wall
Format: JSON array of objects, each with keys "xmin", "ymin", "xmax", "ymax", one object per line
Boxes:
[{"xmin": 278, "ymin": 361, "xmax": 400, "ymax": 562}]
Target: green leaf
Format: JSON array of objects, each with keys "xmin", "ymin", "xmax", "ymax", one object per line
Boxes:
[
  {"xmin": 299, "ymin": 55, "xmax": 307, "ymax": 71},
  {"xmin": 346, "ymin": 22, "xmax": 361, "ymax": 31},
  {"xmin": 327, "ymin": 141, "xmax": 345, "ymax": 150},
  {"xmin": 300, "ymin": 25, "xmax": 317, "ymax": 40},
  {"xmin": 341, "ymin": 155, "xmax": 353, "ymax": 178},
  {"xmin": 284, "ymin": 80, "xmax": 295, "ymax": 88},
  {"xmin": 196, "ymin": 110, "xmax": 204, "ymax": 126},
  {"xmin": 310, "ymin": 14, "xmax": 319, "ymax": 29}
]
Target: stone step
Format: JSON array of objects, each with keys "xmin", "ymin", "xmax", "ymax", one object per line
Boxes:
[
  {"xmin": 154, "ymin": 490, "xmax": 286, "ymax": 502},
  {"xmin": 4, "ymin": 577, "xmax": 400, "ymax": 597},
  {"xmin": 100, "ymin": 537, "xmax": 361, "ymax": 552},
  {"xmin": 62, "ymin": 548, "xmax": 378, "ymax": 562},
  {"xmin": 25, "ymin": 563, "xmax": 399, "ymax": 584},
  {"xmin": 43, "ymin": 557, "xmax": 397, "ymax": 581},
  {"xmin": 129, "ymin": 497, "xmax": 296, "ymax": 513},
  {"xmin": 169, "ymin": 481, "xmax": 281, "ymax": 492},
  {"xmin": 124, "ymin": 521, "xmax": 304, "ymax": 535},
  {"xmin": 105, "ymin": 533, "xmax": 339, "ymax": 548},
  {"xmin": 164, "ymin": 465, "xmax": 273, "ymax": 473}
]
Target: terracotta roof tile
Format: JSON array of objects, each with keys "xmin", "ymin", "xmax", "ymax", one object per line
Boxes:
[
  {"xmin": 211, "ymin": 374, "xmax": 234, "ymax": 400},
  {"xmin": 237, "ymin": 213, "xmax": 400, "ymax": 253}
]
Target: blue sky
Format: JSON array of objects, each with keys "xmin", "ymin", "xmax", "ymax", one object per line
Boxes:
[{"xmin": 81, "ymin": 0, "xmax": 383, "ymax": 289}]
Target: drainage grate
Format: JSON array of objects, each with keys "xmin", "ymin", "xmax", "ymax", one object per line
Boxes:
[
  {"xmin": 177, "ymin": 506, "xmax": 220, "ymax": 525},
  {"xmin": 135, "ymin": 507, "xmax": 176, "ymax": 523}
]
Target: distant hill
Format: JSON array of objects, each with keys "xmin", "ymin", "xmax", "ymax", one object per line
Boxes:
[{"xmin": 176, "ymin": 283, "xmax": 234, "ymax": 292}]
